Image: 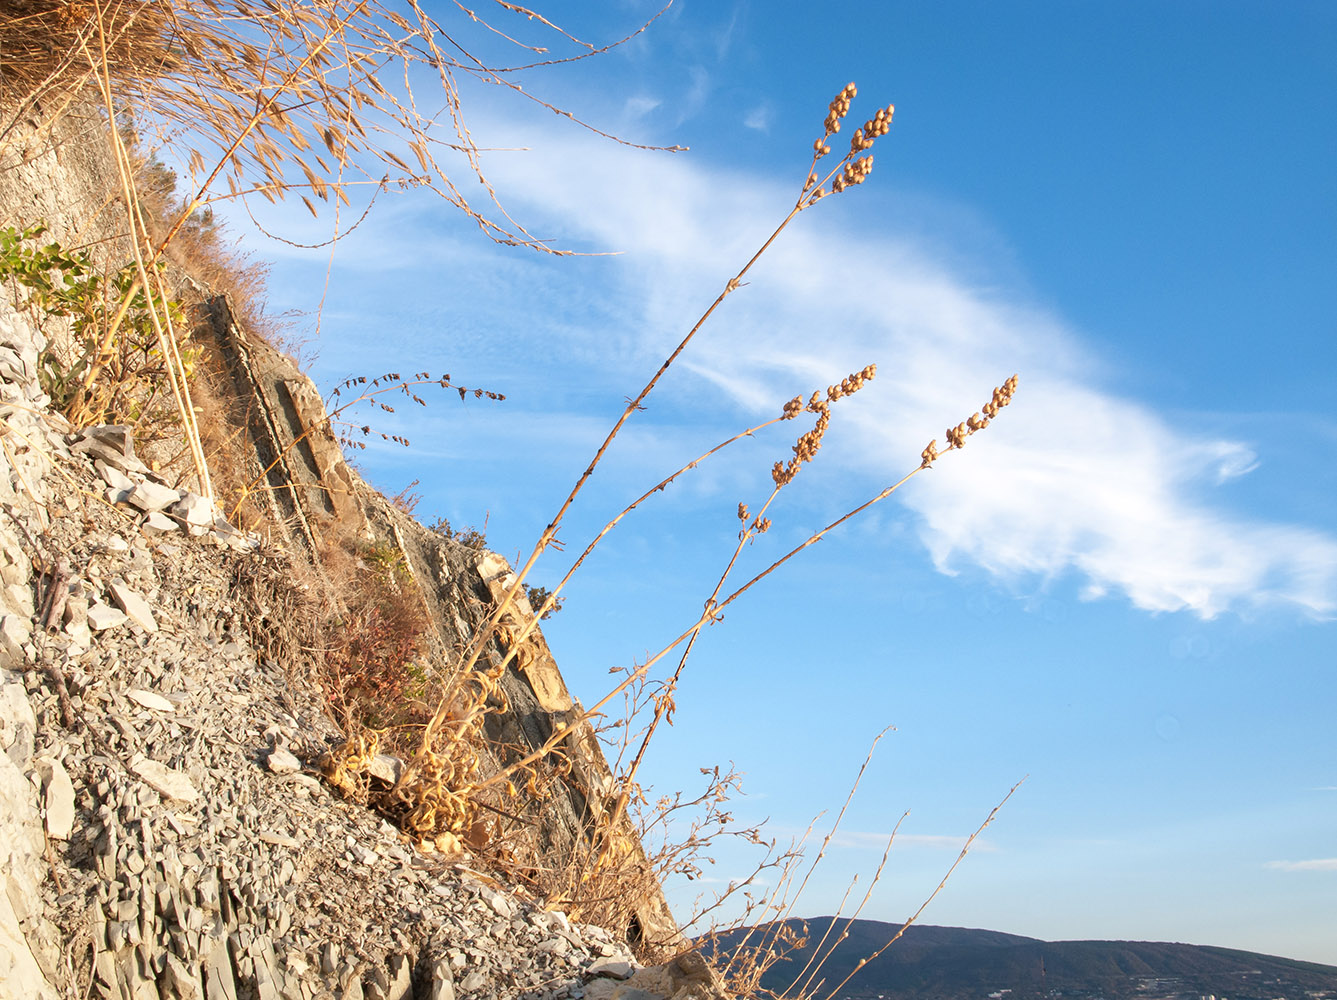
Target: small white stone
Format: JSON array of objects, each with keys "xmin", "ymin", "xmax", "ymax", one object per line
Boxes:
[
  {"xmin": 35, "ymin": 756, "xmax": 75, "ymax": 840},
  {"xmin": 103, "ymin": 535, "xmax": 129, "ymax": 553},
  {"xmin": 0, "ymin": 614, "xmax": 30, "ymax": 649},
  {"xmin": 126, "ymin": 479, "xmax": 182, "ymax": 513},
  {"xmin": 130, "ymin": 759, "xmax": 198, "ymax": 804},
  {"xmin": 108, "ymin": 581, "xmax": 157, "ymax": 633},
  {"xmin": 86, "ymin": 603, "xmax": 127, "ymax": 631},
  {"xmin": 266, "ymin": 748, "xmax": 301, "ymax": 775},
  {"xmin": 95, "ymin": 462, "xmax": 135, "ymax": 492},
  {"xmin": 126, "ymin": 689, "xmax": 174, "ymax": 713},
  {"xmin": 141, "ymin": 511, "xmax": 178, "ymax": 535},
  {"xmin": 170, "ymin": 492, "xmax": 216, "ymax": 527},
  {"xmin": 586, "ymin": 958, "xmax": 634, "ymax": 981}
]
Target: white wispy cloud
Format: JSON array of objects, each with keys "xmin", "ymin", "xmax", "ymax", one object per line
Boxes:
[
  {"xmin": 743, "ymin": 104, "xmax": 772, "ymax": 131},
  {"xmin": 467, "ymin": 129, "xmax": 1337, "ymax": 620},
  {"xmin": 624, "ymin": 95, "xmax": 663, "ymax": 119},
  {"xmin": 1264, "ymin": 858, "xmax": 1337, "ymax": 872},
  {"xmin": 253, "ymin": 119, "xmax": 1333, "ymax": 620}
]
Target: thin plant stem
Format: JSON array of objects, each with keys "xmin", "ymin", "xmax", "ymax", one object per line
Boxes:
[{"xmin": 818, "ymin": 778, "xmax": 1027, "ymax": 1000}]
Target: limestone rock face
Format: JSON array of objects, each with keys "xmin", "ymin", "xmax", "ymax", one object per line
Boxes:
[{"xmin": 0, "ymin": 674, "xmax": 59, "ymax": 1000}]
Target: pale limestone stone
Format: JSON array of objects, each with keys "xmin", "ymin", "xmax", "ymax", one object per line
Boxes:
[
  {"xmin": 95, "ymin": 461, "xmax": 135, "ymax": 492},
  {"xmin": 126, "ymin": 689, "xmax": 175, "ymax": 713},
  {"xmin": 171, "ymin": 492, "xmax": 216, "ymax": 527},
  {"xmin": 126, "ymin": 479, "xmax": 181, "ymax": 513},
  {"xmin": 108, "ymin": 581, "xmax": 157, "ymax": 633},
  {"xmin": 0, "ymin": 878, "xmax": 59, "ymax": 1000},
  {"xmin": 265, "ymin": 748, "xmax": 300, "ymax": 775},
  {"xmin": 0, "ymin": 616, "xmax": 30, "ymax": 671},
  {"xmin": 130, "ymin": 759, "xmax": 199, "ymax": 804},
  {"xmin": 34, "ymin": 756, "xmax": 75, "ymax": 840},
  {"xmin": 142, "ymin": 511, "xmax": 178, "ymax": 535},
  {"xmin": 87, "ymin": 602, "xmax": 127, "ymax": 631},
  {"xmin": 0, "ymin": 672, "xmax": 35, "ymax": 765}
]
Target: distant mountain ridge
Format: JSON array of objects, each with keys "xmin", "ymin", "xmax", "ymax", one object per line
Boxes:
[{"xmin": 706, "ymin": 918, "xmax": 1337, "ymax": 1000}]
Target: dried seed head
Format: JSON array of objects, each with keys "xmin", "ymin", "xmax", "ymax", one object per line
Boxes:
[
  {"xmin": 825, "ymin": 363, "xmax": 877, "ymax": 402},
  {"xmin": 781, "ymin": 395, "xmax": 804, "ymax": 420},
  {"xmin": 737, "ymin": 502, "xmax": 749, "ymax": 523},
  {"xmin": 935, "ymin": 375, "xmax": 1020, "ymax": 456},
  {"xmin": 821, "ymin": 83, "xmax": 858, "ymax": 138},
  {"xmin": 921, "ymin": 439, "xmax": 940, "ymax": 468}
]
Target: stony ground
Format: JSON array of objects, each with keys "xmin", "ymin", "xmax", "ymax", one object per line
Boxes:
[{"xmin": 0, "ymin": 424, "xmax": 724, "ymax": 1000}]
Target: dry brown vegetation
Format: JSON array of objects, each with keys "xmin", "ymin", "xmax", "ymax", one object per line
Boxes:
[{"xmin": 0, "ymin": 2, "xmax": 1024, "ymax": 992}]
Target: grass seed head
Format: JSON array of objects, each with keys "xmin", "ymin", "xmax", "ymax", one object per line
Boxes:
[
  {"xmin": 922, "ymin": 374, "xmax": 1020, "ymax": 467},
  {"xmin": 822, "ymin": 82, "xmax": 858, "ymax": 136}
]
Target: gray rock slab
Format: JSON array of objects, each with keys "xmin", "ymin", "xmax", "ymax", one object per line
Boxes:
[
  {"xmin": 127, "ymin": 479, "xmax": 182, "ymax": 513},
  {"xmin": 142, "ymin": 511, "xmax": 179, "ymax": 535}
]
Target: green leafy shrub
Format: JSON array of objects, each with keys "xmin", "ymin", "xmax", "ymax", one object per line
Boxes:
[{"xmin": 0, "ymin": 223, "xmax": 195, "ymax": 425}]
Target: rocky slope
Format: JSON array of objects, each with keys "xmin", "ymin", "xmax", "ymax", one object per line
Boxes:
[{"xmin": 0, "ymin": 113, "xmax": 719, "ymax": 1000}]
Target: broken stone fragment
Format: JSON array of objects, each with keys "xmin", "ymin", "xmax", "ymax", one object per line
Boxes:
[
  {"xmin": 126, "ymin": 689, "xmax": 174, "ymax": 713},
  {"xmin": 367, "ymin": 754, "xmax": 403, "ymax": 786},
  {"xmin": 34, "ymin": 756, "xmax": 74, "ymax": 840},
  {"xmin": 429, "ymin": 958, "xmax": 456, "ymax": 1000},
  {"xmin": 265, "ymin": 747, "xmax": 301, "ymax": 775},
  {"xmin": 171, "ymin": 492, "xmax": 215, "ymax": 528},
  {"xmin": 87, "ymin": 602, "xmax": 127, "ymax": 632},
  {"xmin": 69, "ymin": 425, "xmax": 149, "ymax": 475},
  {"xmin": 0, "ymin": 671, "xmax": 36, "ymax": 764},
  {"xmin": 142, "ymin": 511, "xmax": 178, "ymax": 535},
  {"xmin": 94, "ymin": 460, "xmax": 135, "ymax": 493},
  {"xmin": 108, "ymin": 581, "xmax": 157, "ymax": 633},
  {"xmin": 0, "ymin": 614, "xmax": 30, "ymax": 668},
  {"xmin": 127, "ymin": 479, "xmax": 182, "ymax": 513},
  {"xmin": 587, "ymin": 958, "xmax": 635, "ymax": 981},
  {"xmin": 130, "ymin": 758, "xmax": 198, "ymax": 804},
  {"xmin": 387, "ymin": 955, "xmax": 413, "ymax": 1000}
]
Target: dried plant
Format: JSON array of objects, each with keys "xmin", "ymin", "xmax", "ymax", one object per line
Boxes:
[
  {"xmin": 2, "ymin": 6, "xmax": 1029, "ymax": 971},
  {"xmin": 226, "ymin": 370, "xmax": 503, "ymax": 520},
  {"xmin": 371, "ymin": 82, "xmax": 1024, "ymax": 970}
]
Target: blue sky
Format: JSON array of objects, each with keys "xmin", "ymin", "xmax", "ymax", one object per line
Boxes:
[{"xmin": 221, "ymin": 1, "xmax": 1336, "ymax": 966}]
